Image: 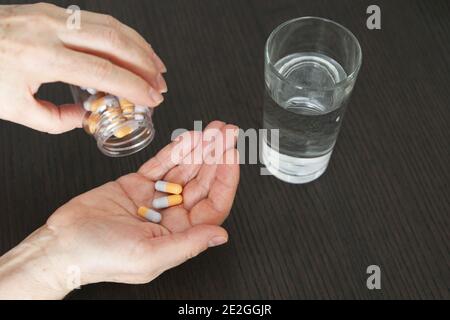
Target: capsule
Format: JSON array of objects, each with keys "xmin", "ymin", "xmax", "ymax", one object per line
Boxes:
[
  {"xmin": 137, "ymin": 206, "xmax": 161, "ymax": 223},
  {"xmin": 135, "ymin": 105, "xmax": 148, "ymax": 113},
  {"xmin": 134, "ymin": 114, "xmax": 144, "ymax": 121},
  {"xmin": 134, "ymin": 105, "xmax": 147, "ymax": 121},
  {"xmin": 86, "ymin": 87, "xmax": 98, "ymax": 95},
  {"xmin": 114, "ymin": 125, "xmax": 135, "ymax": 138},
  {"xmin": 118, "ymin": 98, "xmax": 133, "ymax": 116},
  {"xmin": 122, "ymin": 105, "xmax": 135, "ymax": 115},
  {"xmin": 102, "ymin": 105, "xmax": 122, "ymax": 120},
  {"xmin": 83, "ymin": 93, "xmax": 103, "ymax": 112},
  {"xmin": 80, "ymin": 87, "xmax": 98, "ymax": 95},
  {"xmin": 84, "ymin": 94, "xmax": 119, "ymax": 113},
  {"xmin": 85, "ymin": 112, "xmax": 101, "ymax": 134},
  {"xmin": 119, "ymin": 98, "xmax": 134, "ymax": 108},
  {"xmin": 152, "ymin": 195, "xmax": 183, "ymax": 209},
  {"xmin": 155, "ymin": 180, "xmax": 183, "ymax": 195},
  {"xmin": 122, "ymin": 107, "xmax": 135, "ymax": 121}
]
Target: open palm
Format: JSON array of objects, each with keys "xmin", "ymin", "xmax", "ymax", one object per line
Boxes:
[{"xmin": 47, "ymin": 121, "xmax": 239, "ymax": 285}]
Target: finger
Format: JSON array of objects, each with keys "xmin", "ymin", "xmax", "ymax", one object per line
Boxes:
[
  {"xmin": 47, "ymin": 48, "xmax": 163, "ymax": 107},
  {"xmin": 150, "ymin": 50, "xmax": 167, "ymax": 74},
  {"xmin": 21, "ymin": 100, "xmax": 85, "ymax": 134},
  {"xmin": 148, "ymin": 225, "xmax": 228, "ymax": 272},
  {"xmin": 115, "ymin": 173, "xmax": 155, "ymax": 211},
  {"xmin": 182, "ymin": 124, "xmax": 239, "ymax": 210},
  {"xmin": 77, "ymin": 11, "xmax": 167, "ymax": 73},
  {"xmin": 138, "ymin": 130, "xmax": 201, "ymax": 181},
  {"xmin": 158, "ymin": 147, "xmax": 238, "ymax": 233},
  {"xmin": 162, "ymin": 120, "xmax": 227, "ymax": 185},
  {"xmin": 110, "ymin": 19, "xmax": 167, "ymax": 73},
  {"xmin": 59, "ymin": 24, "xmax": 167, "ymax": 93},
  {"xmin": 189, "ymin": 149, "xmax": 239, "ymax": 225},
  {"xmin": 118, "ymin": 24, "xmax": 167, "ymax": 73},
  {"xmin": 158, "ymin": 206, "xmax": 191, "ymax": 233},
  {"xmin": 148, "ymin": 119, "xmax": 229, "ymax": 233}
]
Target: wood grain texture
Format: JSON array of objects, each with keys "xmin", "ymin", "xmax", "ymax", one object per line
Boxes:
[{"xmin": 0, "ymin": 0, "xmax": 448, "ymax": 299}]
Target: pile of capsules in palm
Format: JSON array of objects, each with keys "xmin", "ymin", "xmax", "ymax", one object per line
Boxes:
[
  {"xmin": 70, "ymin": 86, "xmax": 155, "ymax": 157},
  {"xmin": 138, "ymin": 180, "xmax": 184, "ymax": 223}
]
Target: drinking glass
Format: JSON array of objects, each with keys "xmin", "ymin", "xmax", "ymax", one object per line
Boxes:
[{"xmin": 262, "ymin": 17, "xmax": 362, "ymax": 183}]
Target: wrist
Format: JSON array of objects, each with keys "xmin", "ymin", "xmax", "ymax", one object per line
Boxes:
[{"xmin": 0, "ymin": 226, "xmax": 75, "ymax": 299}]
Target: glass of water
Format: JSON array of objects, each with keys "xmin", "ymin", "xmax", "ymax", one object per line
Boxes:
[{"xmin": 262, "ymin": 17, "xmax": 362, "ymax": 184}]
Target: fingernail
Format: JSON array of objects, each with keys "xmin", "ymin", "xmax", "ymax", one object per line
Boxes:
[
  {"xmin": 149, "ymin": 87, "xmax": 164, "ymax": 104},
  {"xmin": 153, "ymin": 52, "xmax": 167, "ymax": 73},
  {"xmin": 208, "ymin": 236, "xmax": 228, "ymax": 247},
  {"xmin": 156, "ymin": 74, "xmax": 168, "ymax": 93}
]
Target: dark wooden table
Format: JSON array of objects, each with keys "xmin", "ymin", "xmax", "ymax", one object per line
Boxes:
[{"xmin": 0, "ymin": 0, "xmax": 448, "ymax": 299}]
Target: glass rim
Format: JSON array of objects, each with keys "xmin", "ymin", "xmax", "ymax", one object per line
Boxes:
[{"xmin": 265, "ymin": 16, "xmax": 362, "ymax": 91}]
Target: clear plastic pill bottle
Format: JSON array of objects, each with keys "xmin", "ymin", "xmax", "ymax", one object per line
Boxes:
[{"xmin": 70, "ymin": 86, "xmax": 155, "ymax": 157}]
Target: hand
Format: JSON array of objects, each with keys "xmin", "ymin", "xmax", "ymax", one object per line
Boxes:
[
  {"xmin": 0, "ymin": 3, "xmax": 167, "ymax": 134},
  {"xmin": 0, "ymin": 121, "xmax": 239, "ymax": 299}
]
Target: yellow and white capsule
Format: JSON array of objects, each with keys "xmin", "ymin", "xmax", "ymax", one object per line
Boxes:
[
  {"xmin": 113, "ymin": 121, "xmax": 139, "ymax": 138},
  {"xmin": 122, "ymin": 105, "xmax": 135, "ymax": 116},
  {"xmin": 87, "ymin": 87, "xmax": 98, "ymax": 95},
  {"xmin": 152, "ymin": 195, "xmax": 183, "ymax": 209},
  {"xmin": 84, "ymin": 112, "xmax": 101, "ymax": 135},
  {"xmin": 81, "ymin": 87, "xmax": 98, "ymax": 95},
  {"xmin": 135, "ymin": 105, "xmax": 148, "ymax": 112},
  {"xmin": 113, "ymin": 125, "xmax": 134, "ymax": 138},
  {"xmin": 83, "ymin": 93, "xmax": 103, "ymax": 112},
  {"xmin": 84, "ymin": 95, "xmax": 119, "ymax": 113},
  {"xmin": 138, "ymin": 206, "xmax": 162, "ymax": 223},
  {"xmin": 155, "ymin": 180, "xmax": 183, "ymax": 195},
  {"xmin": 119, "ymin": 98, "xmax": 134, "ymax": 108},
  {"xmin": 134, "ymin": 105, "xmax": 148, "ymax": 121},
  {"xmin": 119, "ymin": 98, "xmax": 135, "ymax": 116}
]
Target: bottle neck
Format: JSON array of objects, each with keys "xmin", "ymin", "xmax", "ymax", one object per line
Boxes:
[{"xmin": 86, "ymin": 107, "xmax": 155, "ymax": 157}]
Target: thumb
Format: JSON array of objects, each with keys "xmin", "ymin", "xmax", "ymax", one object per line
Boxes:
[
  {"xmin": 24, "ymin": 99, "xmax": 85, "ymax": 134},
  {"xmin": 150, "ymin": 225, "xmax": 228, "ymax": 272}
]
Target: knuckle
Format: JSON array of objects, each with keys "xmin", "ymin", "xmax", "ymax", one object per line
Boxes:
[
  {"xmin": 27, "ymin": 11, "xmax": 55, "ymax": 27},
  {"xmin": 33, "ymin": 2, "xmax": 55, "ymax": 9},
  {"xmin": 103, "ymin": 14, "xmax": 120, "ymax": 29},
  {"xmin": 26, "ymin": 3, "xmax": 53, "ymax": 23},
  {"xmin": 18, "ymin": 42, "xmax": 53, "ymax": 69},
  {"xmin": 37, "ymin": 48, "xmax": 70, "ymax": 81},
  {"xmin": 0, "ymin": 5, "xmax": 17, "ymax": 19},
  {"xmin": 91, "ymin": 59, "xmax": 113, "ymax": 82},
  {"xmin": 104, "ymin": 28, "xmax": 124, "ymax": 49}
]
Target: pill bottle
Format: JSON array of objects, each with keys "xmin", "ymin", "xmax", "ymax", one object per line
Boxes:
[{"xmin": 70, "ymin": 86, "xmax": 155, "ymax": 157}]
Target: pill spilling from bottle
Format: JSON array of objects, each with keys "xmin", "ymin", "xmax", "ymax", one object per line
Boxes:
[
  {"xmin": 80, "ymin": 90, "xmax": 142, "ymax": 138},
  {"xmin": 71, "ymin": 85, "xmax": 156, "ymax": 157}
]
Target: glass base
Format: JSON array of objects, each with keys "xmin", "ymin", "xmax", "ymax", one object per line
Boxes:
[{"xmin": 262, "ymin": 142, "xmax": 331, "ymax": 184}]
